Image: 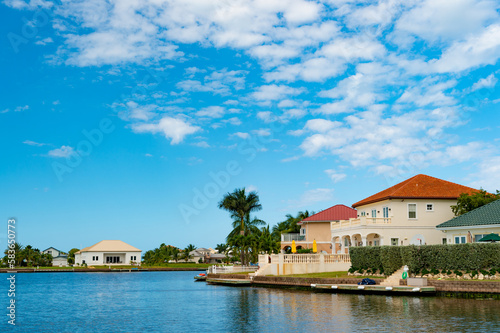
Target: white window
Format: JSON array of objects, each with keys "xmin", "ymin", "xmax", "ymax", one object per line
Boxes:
[
  {"xmin": 371, "ymin": 209, "xmax": 377, "ymax": 218},
  {"xmin": 391, "ymin": 238, "xmax": 399, "ymax": 246},
  {"xmin": 408, "ymin": 204, "xmax": 417, "ymax": 219},
  {"xmin": 455, "ymin": 236, "xmax": 466, "ymax": 244},
  {"xmin": 361, "ymin": 211, "xmax": 366, "ymax": 217},
  {"xmin": 426, "ymin": 204, "xmax": 434, "ymax": 211},
  {"xmin": 300, "ymin": 228, "xmax": 306, "ymax": 235},
  {"xmin": 383, "ymin": 207, "xmax": 389, "ymax": 218}
]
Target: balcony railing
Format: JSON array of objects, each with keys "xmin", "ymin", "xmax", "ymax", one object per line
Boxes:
[
  {"xmin": 331, "ymin": 217, "xmax": 391, "ymax": 229},
  {"xmin": 281, "ymin": 233, "xmax": 306, "ymax": 242}
]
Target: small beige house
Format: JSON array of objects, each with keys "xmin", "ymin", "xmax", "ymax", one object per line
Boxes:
[
  {"xmin": 74, "ymin": 240, "xmax": 141, "ymax": 266},
  {"xmin": 334, "ymin": 174, "xmax": 479, "ymax": 253}
]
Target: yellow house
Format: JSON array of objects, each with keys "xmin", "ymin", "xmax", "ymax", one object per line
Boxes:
[
  {"xmin": 333, "ymin": 174, "xmax": 479, "ymax": 253},
  {"xmin": 281, "ymin": 204, "xmax": 357, "ymax": 253}
]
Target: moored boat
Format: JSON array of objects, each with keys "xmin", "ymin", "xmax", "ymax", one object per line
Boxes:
[{"xmin": 194, "ymin": 273, "xmax": 206, "ymax": 281}]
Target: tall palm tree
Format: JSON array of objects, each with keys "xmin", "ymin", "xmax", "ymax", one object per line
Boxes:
[
  {"xmin": 185, "ymin": 244, "xmax": 196, "ymax": 253},
  {"xmin": 219, "ymin": 188, "xmax": 262, "ymax": 236}
]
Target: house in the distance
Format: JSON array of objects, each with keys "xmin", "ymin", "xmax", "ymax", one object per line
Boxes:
[
  {"xmin": 74, "ymin": 240, "xmax": 142, "ymax": 266},
  {"xmin": 281, "ymin": 205, "xmax": 357, "ymax": 253},
  {"xmin": 334, "ymin": 174, "xmax": 479, "ymax": 253},
  {"xmin": 42, "ymin": 247, "xmax": 68, "ymax": 267},
  {"xmin": 436, "ymin": 198, "xmax": 500, "ymax": 244}
]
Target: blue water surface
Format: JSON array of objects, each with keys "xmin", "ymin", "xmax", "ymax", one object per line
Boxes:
[{"xmin": 1, "ymin": 271, "xmax": 499, "ymax": 332}]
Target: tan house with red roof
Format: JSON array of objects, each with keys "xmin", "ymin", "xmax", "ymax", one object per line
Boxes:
[
  {"xmin": 281, "ymin": 204, "xmax": 357, "ymax": 253},
  {"xmin": 333, "ymin": 174, "xmax": 479, "ymax": 253}
]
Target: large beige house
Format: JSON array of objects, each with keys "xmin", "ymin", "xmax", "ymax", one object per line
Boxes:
[
  {"xmin": 333, "ymin": 174, "xmax": 479, "ymax": 253},
  {"xmin": 281, "ymin": 205, "xmax": 357, "ymax": 253},
  {"xmin": 74, "ymin": 240, "xmax": 142, "ymax": 266}
]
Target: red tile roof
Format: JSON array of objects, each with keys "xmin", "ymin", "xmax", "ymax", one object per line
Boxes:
[
  {"xmin": 352, "ymin": 174, "xmax": 479, "ymax": 208},
  {"xmin": 300, "ymin": 204, "xmax": 357, "ymax": 222}
]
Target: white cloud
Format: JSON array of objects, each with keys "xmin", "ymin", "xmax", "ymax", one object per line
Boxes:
[
  {"xmin": 132, "ymin": 117, "xmax": 201, "ymax": 144},
  {"xmin": 177, "ymin": 69, "xmax": 247, "ymax": 95},
  {"xmin": 23, "ymin": 140, "xmax": 48, "ymax": 147},
  {"xmin": 471, "ymin": 73, "xmax": 498, "ymax": 91},
  {"xmin": 196, "ymin": 106, "xmax": 225, "ymax": 118},
  {"xmin": 48, "ymin": 146, "xmax": 75, "ymax": 158},
  {"xmin": 193, "ymin": 141, "xmax": 210, "ymax": 148},
  {"xmin": 289, "ymin": 188, "xmax": 334, "ymax": 208},
  {"xmin": 14, "ymin": 105, "xmax": 29, "ymax": 112},
  {"xmin": 246, "ymin": 185, "xmax": 259, "ymax": 193},
  {"xmin": 223, "ymin": 117, "xmax": 242, "ymax": 126},
  {"xmin": 252, "ymin": 128, "xmax": 271, "ymax": 136},
  {"xmin": 251, "ymin": 84, "xmax": 305, "ymax": 101},
  {"xmin": 232, "ymin": 132, "xmax": 250, "ymax": 139},
  {"xmin": 395, "ymin": 0, "xmax": 498, "ymax": 44},
  {"xmin": 35, "ymin": 37, "xmax": 54, "ymax": 46},
  {"xmin": 325, "ymin": 169, "xmax": 347, "ymax": 183},
  {"xmin": 432, "ymin": 24, "xmax": 500, "ymax": 73},
  {"xmin": 469, "ymin": 156, "xmax": 500, "ymax": 191}
]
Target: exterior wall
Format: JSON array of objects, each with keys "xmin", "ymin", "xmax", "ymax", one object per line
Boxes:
[
  {"xmin": 440, "ymin": 227, "xmax": 500, "ymax": 244},
  {"xmin": 333, "ymin": 199, "xmax": 458, "ymax": 252},
  {"xmin": 257, "ymin": 253, "xmax": 351, "ymax": 276},
  {"xmin": 75, "ymin": 251, "xmax": 142, "ymax": 265},
  {"xmin": 43, "ymin": 247, "xmax": 61, "ymax": 257},
  {"xmin": 52, "ymin": 257, "xmax": 68, "ymax": 267}
]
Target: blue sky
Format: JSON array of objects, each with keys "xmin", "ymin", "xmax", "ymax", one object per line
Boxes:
[{"xmin": 1, "ymin": 0, "xmax": 500, "ymax": 253}]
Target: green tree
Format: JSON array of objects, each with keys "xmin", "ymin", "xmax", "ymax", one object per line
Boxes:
[
  {"xmin": 451, "ymin": 189, "xmax": 500, "ymax": 216},
  {"xmin": 3, "ymin": 242, "xmax": 24, "ymax": 267},
  {"xmin": 218, "ymin": 188, "xmax": 262, "ymax": 236},
  {"xmin": 67, "ymin": 248, "xmax": 80, "ymax": 265},
  {"xmin": 185, "ymin": 244, "xmax": 196, "ymax": 253},
  {"xmin": 272, "ymin": 210, "xmax": 313, "ymax": 241},
  {"xmin": 215, "ymin": 243, "xmax": 227, "ymax": 254},
  {"xmin": 182, "ymin": 247, "xmax": 193, "ymax": 262}
]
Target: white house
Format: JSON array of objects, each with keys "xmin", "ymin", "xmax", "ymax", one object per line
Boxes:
[
  {"xmin": 42, "ymin": 247, "xmax": 68, "ymax": 267},
  {"xmin": 74, "ymin": 240, "xmax": 142, "ymax": 266},
  {"xmin": 333, "ymin": 174, "xmax": 479, "ymax": 253}
]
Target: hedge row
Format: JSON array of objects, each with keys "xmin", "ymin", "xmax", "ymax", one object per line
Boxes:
[{"xmin": 350, "ymin": 243, "xmax": 500, "ymax": 275}]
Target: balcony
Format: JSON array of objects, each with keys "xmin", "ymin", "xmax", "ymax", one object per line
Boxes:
[
  {"xmin": 281, "ymin": 233, "xmax": 306, "ymax": 242},
  {"xmin": 331, "ymin": 217, "xmax": 391, "ymax": 230}
]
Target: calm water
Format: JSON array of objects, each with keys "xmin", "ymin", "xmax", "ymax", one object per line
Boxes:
[{"xmin": 1, "ymin": 271, "xmax": 499, "ymax": 332}]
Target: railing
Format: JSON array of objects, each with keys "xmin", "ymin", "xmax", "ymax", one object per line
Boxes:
[
  {"xmin": 332, "ymin": 217, "xmax": 391, "ymax": 229},
  {"xmin": 281, "ymin": 233, "xmax": 306, "ymax": 242},
  {"xmin": 283, "ymin": 254, "xmax": 320, "ymax": 263},
  {"xmin": 324, "ymin": 254, "xmax": 351, "ymax": 263},
  {"xmin": 258, "ymin": 253, "xmax": 351, "ymax": 265},
  {"xmin": 207, "ymin": 265, "xmax": 259, "ymax": 274}
]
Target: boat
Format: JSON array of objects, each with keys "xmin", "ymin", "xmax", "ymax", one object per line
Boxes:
[{"xmin": 194, "ymin": 273, "xmax": 206, "ymax": 281}]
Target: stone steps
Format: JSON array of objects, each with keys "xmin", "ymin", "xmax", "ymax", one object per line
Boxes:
[{"xmin": 380, "ymin": 267, "xmax": 405, "ymax": 286}]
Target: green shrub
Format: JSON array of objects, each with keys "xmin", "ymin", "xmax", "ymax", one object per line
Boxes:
[
  {"xmin": 350, "ymin": 243, "xmax": 500, "ymax": 274},
  {"xmin": 380, "ymin": 246, "xmax": 402, "ymax": 275},
  {"xmin": 350, "ymin": 247, "xmax": 382, "ymax": 272}
]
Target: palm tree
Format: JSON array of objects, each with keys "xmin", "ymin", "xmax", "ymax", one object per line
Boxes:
[
  {"xmin": 272, "ymin": 210, "xmax": 313, "ymax": 240},
  {"xmin": 182, "ymin": 248, "xmax": 193, "ymax": 262},
  {"xmin": 3, "ymin": 242, "xmax": 24, "ymax": 267},
  {"xmin": 215, "ymin": 243, "xmax": 227, "ymax": 254},
  {"xmin": 219, "ymin": 188, "xmax": 262, "ymax": 236},
  {"xmin": 185, "ymin": 244, "xmax": 196, "ymax": 253}
]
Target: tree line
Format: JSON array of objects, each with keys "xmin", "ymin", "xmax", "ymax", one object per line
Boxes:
[
  {"xmin": 142, "ymin": 243, "xmax": 196, "ymax": 265},
  {"xmin": 2, "ymin": 244, "xmax": 54, "ymax": 267}
]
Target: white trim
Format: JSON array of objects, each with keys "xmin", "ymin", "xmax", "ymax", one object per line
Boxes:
[
  {"xmin": 437, "ymin": 224, "xmax": 500, "ymax": 230},
  {"xmin": 426, "ymin": 203, "xmax": 434, "ymax": 212}
]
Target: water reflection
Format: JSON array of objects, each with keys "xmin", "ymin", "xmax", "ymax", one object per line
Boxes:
[{"xmin": 2, "ymin": 272, "xmax": 499, "ymax": 333}]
